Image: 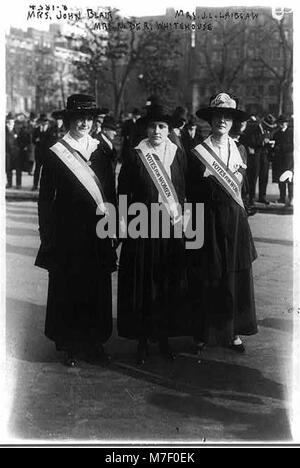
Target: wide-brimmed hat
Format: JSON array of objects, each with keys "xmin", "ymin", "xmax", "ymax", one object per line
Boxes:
[
  {"xmin": 196, "ymin": 93, "xmax": 249, "ymax": 122},
  {"xmin": 262, "ymin": 113, "xmax": 277, "ymax": 128},
  {"xmin": 102, "ymin": 115, "xmax": 117, "ymax": 131},
  {"xmin": 277, "ymin": 114, "xmax": 290, "ymax": 123},
  {"xmin": 140, "ymin": 104, "xmax": 172, "ymax": 126},
  {"xmin": 56, "ymin": 94, "xmax": 102, "ymax": 118}
]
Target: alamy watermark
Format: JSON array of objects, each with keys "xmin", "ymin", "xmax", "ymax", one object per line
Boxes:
[{"xmin": 96, "ymin": 195, "xmax": 204, "ymax": 250}]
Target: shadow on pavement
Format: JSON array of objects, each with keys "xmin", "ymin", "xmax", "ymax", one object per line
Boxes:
[
  {"xmin": 6, "ymin": 298, "xmax": 292, "ymax": 442},
  {"xmin": 6, "ymin": 243, "xmax": 38, "ymax": 258},
  {"xmin": 6, "ymin": 215, "xmax": 38, "ymax": 224},
  {"xmin": 6, "ymin": 226, "xmax": 39, "ymax": 237},
  {"xmin": 258, "ymin": 317, "xmax": 293, "ymax": 334},
  {"xmin": 147, "ymin": 391, "xmax": 291, "ymax": 441}
]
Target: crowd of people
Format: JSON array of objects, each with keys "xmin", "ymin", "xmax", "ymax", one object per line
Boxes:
[
  {"xmin": 5, "ymin": 92, "xmax": 294, "ymax": 367},
  {"xmin": 5, "ymin": 98, "xmax": 294, "ymax": 208}
]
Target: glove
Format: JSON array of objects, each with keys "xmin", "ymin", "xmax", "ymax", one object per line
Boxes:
[{"xmin": 279, "ymin": 170, "xmax": 293, "ymax": 183}]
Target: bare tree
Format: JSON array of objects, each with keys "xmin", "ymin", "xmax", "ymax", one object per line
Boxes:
[
  {"xmin": 70, "ymin": 10, "xmax": 182, "ymax": 116},
  {"xmin": 251, "ymin": 11, "xmax": 293, "ymax": 115}
]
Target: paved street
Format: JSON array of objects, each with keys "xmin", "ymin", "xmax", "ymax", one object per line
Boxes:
[{"xmin": 4, "ymin": 199, "xmax": 296, "ymax": 443}]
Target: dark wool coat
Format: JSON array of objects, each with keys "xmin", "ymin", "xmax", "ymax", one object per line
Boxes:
[
  {"xmin": 186, "ymin": 143, "xmax": 257, "ymax": 340},
  {"xmin": 272, "ymin": 126, "xmax": 294, "ymax": 182},
  {"xmin": 117, "ymin": 143, "xmax": 190, "ymax": 340},
  {"xmin": 35, "ymin": 142, "xmax": 117, "ymax": 349}
]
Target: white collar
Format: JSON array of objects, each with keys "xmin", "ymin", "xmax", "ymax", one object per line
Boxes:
[
  {"xmin": 63, "ymin": 132, "xmax": 99, "ymax": 160},
  {"xmin": 101, "ymin": 133, "xmax": 113, "ymax": 150}
]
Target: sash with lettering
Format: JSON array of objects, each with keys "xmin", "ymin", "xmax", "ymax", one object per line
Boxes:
[
  {"xmin": 50, "ymin": 138, "xmax": 108, "ymax": 214},
  {"xmin": 192, "ymin": 140, "xmax": 245, "ymax": 209},
  {"xmin": 135, "ymin": 142, "xmax": 181, "ymax": 223}
]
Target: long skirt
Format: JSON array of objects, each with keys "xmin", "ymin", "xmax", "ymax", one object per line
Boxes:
[
  {"xmin": 45, "ymin": 265, "xmax": 113, "ymax": 352},
  {"xmin": 117, "ymin": 237, "xmax": 189, "ymax": 340},
  {"xmin": 188, "ymin": 267, "xmax": 257, "ymax": 344}
]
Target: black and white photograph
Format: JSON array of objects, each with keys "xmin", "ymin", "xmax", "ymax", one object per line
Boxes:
[{"xmin": 0, "ymin": 0, "xmax": 299, "ymax": 449}]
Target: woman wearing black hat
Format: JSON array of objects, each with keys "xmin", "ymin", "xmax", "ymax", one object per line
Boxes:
[
  {"xmin": 187, "ymin": 93, "xmax": 257, "ymax": 354},
  {"xmin": 35, "ymin": 94, "xmax": 117, "ymax": 366},
  {"xmin": 117, "ymin": 105, "xmax": 189, "ymax": 364}
]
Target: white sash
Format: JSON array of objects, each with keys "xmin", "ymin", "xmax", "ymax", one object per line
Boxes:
[
  {"xmin": 192, "ymin": 141, "xmax": 245, "ymax": 209},
  {"xmin": 135, "ymin": 145, "xmax": 181, "ymax": 222},
  {"xmin": 50, "ymin": 140, "xmax": 107, "ymax": 214}
]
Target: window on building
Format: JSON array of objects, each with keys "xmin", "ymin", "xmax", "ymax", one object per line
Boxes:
[{"xmin": 269, "ymin": 85, "xmax": 277, "ymax": 95}]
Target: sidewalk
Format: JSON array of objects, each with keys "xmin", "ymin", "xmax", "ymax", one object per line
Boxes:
[
  {"xmin": 5, "ymin": 170, "xmax": 293, "ymax": 214},
  {"xmin": 5, "ymin": 199, "xmax": 295, "ymax": 443}
]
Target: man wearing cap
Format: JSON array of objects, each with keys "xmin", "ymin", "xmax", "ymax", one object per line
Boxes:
[
  {"xmin": 35, "ymin": 94, "xmax": 117, "ymax": 367},
  {"xmin": 120, "ymin": 108, "xmax": 142, "ymax": 163},
  {"xmin": 181, "ymin": 115, "xmax": 204, "ymax": 157},
  {"xmin": 246, "ymin": 113, "xmax": 277, "ymax": 205},
  {"xmin": 97, "ymin": 115, "xmax": 118, "ymax": 172},
  {"xmin": 51, "ymin": 110, "xmax": 67, "ymax": 142},
  {"xmin": 32, "ymin": 114, "xmax": 55, "ymax": 190},
  {"xmin": 273, "ymin": 115, "xmax": 294, "ymax": 206},
  {"xmin": 5, "ymin": 112, "xmax": 22, "ymax": 189}
]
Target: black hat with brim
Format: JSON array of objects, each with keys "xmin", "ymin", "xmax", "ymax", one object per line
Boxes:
[
  {"xmin": 139, "ymin": 105, "xmax": 172, "ymax": 127},
  {"xmin": 196, "ymin": 107, "xmax": 249, "ymax": 122},
  {"xmin": 277, "ymin": 114, "xmax": 290, "ymax": 123},
  {"xmin": 102, "ymin": 115, "xmax": 117, "ymax": 131},
  {"xmin": 56, "ymin": 94, "xmax": 102, "ymax": 118},
  {"xmin": 52, "ymin": 110, "xmax": 64, "ymax": 119},
  {"xmin": 196, "ymin": 93, "xmax": 249, "ymax": 123}
]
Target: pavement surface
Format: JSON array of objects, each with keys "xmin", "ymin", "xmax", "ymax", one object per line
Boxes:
[{"xmin": 3, "ymin": 194, "xmax": 298, "ymax": 446}]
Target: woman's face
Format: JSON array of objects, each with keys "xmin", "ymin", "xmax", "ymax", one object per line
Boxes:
[
  {"xmin": 211, "ymin": 113, "xmax": 233, "ymax": 137},
  {"xmin": 147, "ymin": 121, "xmax": 169, "ymax": 146},
  {"xmin": 69, "ymin": 114, "xmax": 94, "ymax": 138}
]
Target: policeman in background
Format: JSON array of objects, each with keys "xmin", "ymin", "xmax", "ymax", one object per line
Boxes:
[
  {"xmin": 5, "ymin": 112, "xmax": 22, "ymax": 189},
  {"xmin": 273, "ymin": 115, "xmax": 294, "ymax": 207}
]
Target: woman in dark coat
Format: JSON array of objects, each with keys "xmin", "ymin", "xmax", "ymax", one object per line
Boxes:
[
  {"xmin": 187, "ymin": 93, "xmax": 257, "ymax": 354},
  {"xmin": 117, "ymin": 105, "xmax": 189, "ymax": 364},
  {"xmin": 35, "ymin": 94, "xmax": 117, "ymax": 367}
]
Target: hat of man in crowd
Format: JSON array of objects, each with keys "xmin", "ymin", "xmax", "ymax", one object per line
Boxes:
[
  {"xmin": 277, "ymin": 114, "xmax": 290, "ymax": 123},
  {"xmin": 38, "ymin": 113, "xmax": 49, "ymax": 123},
  {"xmin": 186, "ymin": 114, "xmax": 198, "ymax": 128},
  {"xmin": 171, "ymin": 106, "xmax": 188, "ymax": 128},
  {"xmin": 132, "ymin": 107, "xmax": 141, "ymax": 116},
  {"xmin": 102, "ymin": 115, "xmax": 117, "ymax": 131},
  {"xmin": 141, "ymin": 104, "xmax": 172, "ymax": 126},
  {"xmin": 51, "ymin": 110, "xmax": 64, "ymax": 120},
  {"xmin": 262, "ymin": 113, "xmax": 277, "ymax": 128},
  {"xmin": 29, "ymin": 111, "xmax": 37, "ymax": 120},
  {"xmin": 196, "ymin": 92, "xmax": 249, "ymax": 122},
  {"xmin": 145, "ymin": 95, "xmax": 160, "ymax": 107},
  {"xmin": 97, "ymin": 107, "xmax": 109, "ymax": 116},
  {"xmin": 56, "ymin": 94, "xmax": 102, "ymax": 118},
  {"xmin": 6, "ymin": 112, "xmax": 15, "ymax": 121}
]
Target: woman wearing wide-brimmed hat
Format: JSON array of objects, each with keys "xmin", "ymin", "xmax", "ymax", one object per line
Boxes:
[
  {"xmin": 187, "ymin": 92, "xmax": 258, "ymax": 354},
  {"xmin": 35, "ymin": 94, "xmax": 117, "ymax": 366},
  {"xmin": 117, "ymin": 104, "xmax": 189, "ymax": 364}
]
